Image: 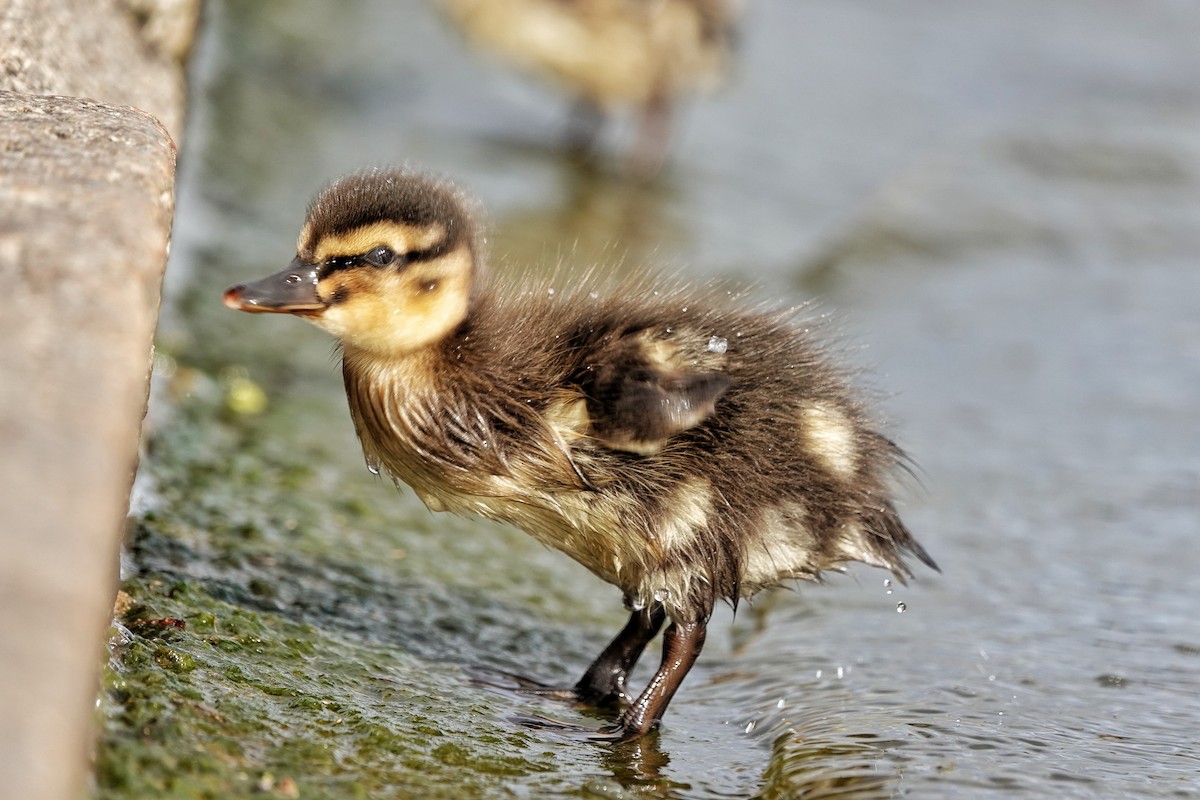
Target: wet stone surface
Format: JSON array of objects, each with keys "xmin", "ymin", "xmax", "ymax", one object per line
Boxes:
[{"xmin": 98, "ymin": 1, "xmax": 1200, "ymax": 798}]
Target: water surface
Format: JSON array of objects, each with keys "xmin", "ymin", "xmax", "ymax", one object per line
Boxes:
[{"xmin": 98, "ymin": 1, "xmax": 1200, "ymax": 797}]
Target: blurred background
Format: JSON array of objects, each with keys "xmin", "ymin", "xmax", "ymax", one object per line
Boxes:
[{"xmin": 100, "ymin": 1, "xmax": 1200, "ymax": 797}]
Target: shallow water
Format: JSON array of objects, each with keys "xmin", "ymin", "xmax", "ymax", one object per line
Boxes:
[{"xmin": 98, "ymin": 1, "xmax": 1200, "ymax": 797}]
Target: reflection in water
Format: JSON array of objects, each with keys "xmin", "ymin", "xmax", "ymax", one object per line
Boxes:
[
  {"xmin": 588, "ymin": 697, "xmax": 903, "ymax": 800},
  {"xmin": 600, "ymin": 739, "xmax": 688, "ymax": 798},
  {"xmin": 437, "ymin": 0, "xmax": 742, "ymax": 175},
  {"xmin": 727, "ymin": 588, "xmax": 813, "ymax": 659},
  {"xmin": 489, "ymin": 161, "xmax": 688, "ymax": 280},
  {"xmin": 754, "ymin": 729, "xmax": 894, "ymax": 800}
]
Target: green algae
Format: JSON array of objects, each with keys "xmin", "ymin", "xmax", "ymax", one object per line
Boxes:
[
  {"xmin": 95, "ymin": 351, "xmax": 626, "ymax": 798},
  {"xmin": 102, "ymin": 559, "xmax": 565, "ymax": 800}
]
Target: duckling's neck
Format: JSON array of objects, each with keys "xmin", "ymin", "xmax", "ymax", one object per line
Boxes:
[
  {"xmin": 340, "ymin": 335, "xmax": 466, "ymax": 488},
  {"xmin": 340, "ymin": 330, "xmax": 466, "ymax": 396},
  {"xmin": 341, "ymin": 323, "xmax": 568, "ymax": 514}
]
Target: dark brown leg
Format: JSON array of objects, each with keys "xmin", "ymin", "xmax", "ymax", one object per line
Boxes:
[
  {"xmin": 574, "ymin": 605, "xmax": 667, "ymax": 704},
  {"xmin": 612, "ymin": 618, "xmax": 707, "ymax": 740},
  {"xmin": 566, "ymin": 97, "xmax": 606, "ymax": 162},
  {"xmin": 628, "ymin": 91, "xmax": 674, "ymax": 178}
]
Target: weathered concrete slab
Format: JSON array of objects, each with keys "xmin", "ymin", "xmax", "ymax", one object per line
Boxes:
[
  {"xmin": 0, "ymin": 0, "xmax": 196, "ymax": 139},
  {"xmin": 0, "ymin": 89, "xmax": 176, "ymax": 800},
  {"xmin": 0, "ymin": 3, "xmax": 184, "ymax": 790},
  {"xmin": 2, "ymin": 3, "xmax": 197, "ymax": 797}
]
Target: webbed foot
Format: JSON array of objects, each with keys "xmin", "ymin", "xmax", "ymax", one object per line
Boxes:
[
  {"xmin": 464, "ymin": 666, "xmax": 582, "ymax": 702},
  {"xmin": 508, "ymin": 712, "xmax": 655, "ymax": 744}
]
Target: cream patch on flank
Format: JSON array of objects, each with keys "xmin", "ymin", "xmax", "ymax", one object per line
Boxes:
[
  {"xmin": 642, "ymin": 335, "xmax": 680, "ymax": 370},
  {"xmin": 488, "ymin": 486, "xmax": 647, "ymax": 590},
  {"xmin": 834, "ymin": 523, "xmax": 893, "ymax": 571},
  {"xmin": 656, "ymin": 477, "xmax": 711, "ymax": 552},
  {"xmin": 740, "ymin": 503, "xmax": 819, "ymax": 591},
  {"xmin": 635, "ymin": 562, "xmax": 706, "ymax": 620},
  {"xmin": 801, "ymin": 403, "xmax": 858, "ymax": 477},
  {"xmin": 545, "ymin": 395, "xmax": 591, "ymax": 442}
]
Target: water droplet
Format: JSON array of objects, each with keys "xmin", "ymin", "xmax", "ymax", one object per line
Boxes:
[
  {"xmin": 681, "ymin": 306, "xmax": 689, "ymax": 312},
  {"xmin": 706, "ymin": 335, "xmax": 728, "ymax": 354},
  {"xmin": 815, "ymin": 670, "xmax": 823, "ymax": 679},
  {"xmin": 744, "ymin": 719, "xmax": 757, "ymax": 734},
  {"xmin": 365, "ymin": 457, "xmax": 380, "ymax": 476},
  {"xmin": 547, "ymin": 287, "xmax": 555, "ymax": 296},
  {"xmin": 589, "ymin": 291, "xmax": 599, "ymax": 300},
  {"xmin": 652, "ymin": 588, "xmax": 671, "ymax": 603},
  {"xmin": 883, "ymin": 579, "xmax": 892, "ymax": 588},
  {"xmin": 836, "ymin": 666, "xmax": 845, "ymax": 679},
  {"xmin": 896, "ymin": 602, "xmax": 907, "ymax": 613},
  {"xmin": 775, "ymin": 698, "xmax": 786, "ymax": 710}
]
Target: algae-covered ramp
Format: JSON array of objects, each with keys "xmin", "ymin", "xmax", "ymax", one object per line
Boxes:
[{"xmin": 0, "ymin": 2, "xmax": 197, "ymax": 799}]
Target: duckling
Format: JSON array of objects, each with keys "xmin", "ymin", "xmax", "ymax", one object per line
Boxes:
[
  {"xmin": 438, "ymin": 0, "xmax": 740, "ymax": 175},
  {"xmin": 223, "ymin": 168, "xmax": 937, "ymax": 741}
]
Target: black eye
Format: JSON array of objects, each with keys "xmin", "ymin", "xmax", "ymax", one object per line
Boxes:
[{"xmin": 364, "ymin": 245, "xmax": 396, "ymax": 267}]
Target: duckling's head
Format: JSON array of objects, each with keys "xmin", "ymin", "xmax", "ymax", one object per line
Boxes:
[{"xmin": 224, "ymin": 169, "xmax": 480, "ymax": 357}]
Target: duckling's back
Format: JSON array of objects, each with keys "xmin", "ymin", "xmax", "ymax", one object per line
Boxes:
[{"xmin": 343, "ymin": 272, "xmax": 935, "ymax": 623}]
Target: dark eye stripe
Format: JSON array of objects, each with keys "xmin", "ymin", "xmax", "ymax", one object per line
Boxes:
[
  {"xmin": 320, "ymin": 255, "xmax": 361, "ymax": 277},
  {"xmin": 404, "ymin": 245, "xmax": 443, "ymax": 264},
  {"xmin": 318, "ymin": 240, "xmax": 448, "ymax": 278}
]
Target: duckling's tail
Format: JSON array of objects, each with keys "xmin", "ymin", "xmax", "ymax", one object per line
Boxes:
[{"xmin": 905, "ymin": 536, "xmax": 941, "ymax": 574}]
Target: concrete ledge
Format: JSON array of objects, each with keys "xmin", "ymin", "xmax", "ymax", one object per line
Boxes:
[
  {"xmin": 1, "ymin": 0, "xmax": 194, "ymax": 138},
  {"xmin": 1, "ymin": 2, "xmax": 195, "ymax": 796},
  {"xmin": 0, "ymin": 88, "xmax": 176, "ymax": 800}
]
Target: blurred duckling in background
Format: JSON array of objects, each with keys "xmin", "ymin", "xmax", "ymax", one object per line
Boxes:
[
  {"xmin": 223, "ymin": 168, "xmax": 937, "ymax": 741},
  {"xmin": 438, "ymin": 0, "xmax": 742, "ymax": 176}
]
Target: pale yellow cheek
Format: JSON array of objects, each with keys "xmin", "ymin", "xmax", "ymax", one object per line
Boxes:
[
  {"xmin": 309, "ymin": 297, "xmax": 385, "ymax": 344},
  {"xmin": 314, "ymin": 274, "xmax": 470, "ymax": 356}
]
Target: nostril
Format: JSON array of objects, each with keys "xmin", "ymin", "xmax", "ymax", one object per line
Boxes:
[{"xmin": 285, "ymin": 274, "xmax": 301, "ymax": 284}]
